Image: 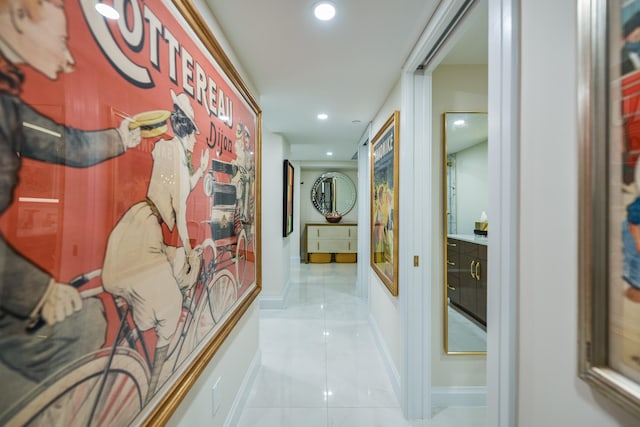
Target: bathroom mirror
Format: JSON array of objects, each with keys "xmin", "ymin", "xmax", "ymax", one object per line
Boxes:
[
  {"xmin": 443, "ymin": 112, "xmax": 488, "ymax": 354},
  {"xmin": 310, "ymin": 172, "xmax": 357, "ymax": 215}
]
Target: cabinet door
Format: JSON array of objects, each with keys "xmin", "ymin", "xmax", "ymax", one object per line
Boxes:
[
  {"xmin": 346, "ymin": 226, "xmax": 357, "ymax": 239},
  {"xmin": 307, "ymin": 226, "xmax": 321, "ymax": 239},
  {"xmin": 307, "ymin": 238, "xmax": 318, "ymax": 252},
  {"xmin": 457, "ymin": 240, "xmax": 478, "ymax": 317},
  {"xmin": 476, "ymin": 244, "xmax": 487, "ymax": 324},
  {"xmin": 446, "ymin": 239, "xmax": 461, "ymax": 306}
]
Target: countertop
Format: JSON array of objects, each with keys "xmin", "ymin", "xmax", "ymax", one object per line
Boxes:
[{"xmin": 448, "ymin": 234, "xmax": 489, "ymax": 245}]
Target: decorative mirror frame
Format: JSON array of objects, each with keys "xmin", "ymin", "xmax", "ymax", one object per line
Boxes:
[{"xmin": 310, "ymin": 172, "xmax": 357, "ymax": 216}]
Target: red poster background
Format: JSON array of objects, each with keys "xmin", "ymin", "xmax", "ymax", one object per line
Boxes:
[
  {"xmin": 0, "ymin": 0, "xmax": 257, "ymax": 352},
  {"xmin": 1, "ymin": 0, "xmax": 256, "ymax": 277}
]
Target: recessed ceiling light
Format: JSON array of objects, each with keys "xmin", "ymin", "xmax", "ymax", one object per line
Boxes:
[
  {"xmin": 326, "ymin": 151, "xmax": 333, "ymax": 156},
  {"xmin": 95, "ymin": 3, "xmax": 120, "ymax": 20},
  {"xmin": 352, "ymin": 119, "xmax": 361, "ymax": 124},
  {"xmin": 317, "ymin": 113, "xmax": 328, "ymax": 120},
  {"xmin": 314, "ymin": 2, "xmax": 336, "ymax": 21}
]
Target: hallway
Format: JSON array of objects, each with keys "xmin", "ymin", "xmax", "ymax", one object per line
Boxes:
[{"xmin": 236, "ymin": 263, "xmax": 486, "ymax": 426}]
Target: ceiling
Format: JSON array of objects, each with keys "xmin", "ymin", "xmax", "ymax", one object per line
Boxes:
[
  {"xmin": 204, "ymin": 0, "xmax": 488, "ymax": 163},
  {"xmin": 444, "ymin": 112, "xmax": 488, "ymax": 154}
]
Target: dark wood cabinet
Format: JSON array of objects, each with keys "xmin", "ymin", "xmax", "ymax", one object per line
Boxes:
[
  {"xmin": 447, "ymin": 237, "xmax": 487, "ymax": 326},
  {"xmin": 458, "ymin": 240, "xmax": 478, "ymax": 318}
]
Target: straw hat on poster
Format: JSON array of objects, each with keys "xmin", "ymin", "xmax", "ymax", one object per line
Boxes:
[{"xmin": 128, "ymin": 90, "xmax": 200, "ymax": 138}]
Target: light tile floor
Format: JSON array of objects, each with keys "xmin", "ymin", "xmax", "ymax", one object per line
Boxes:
[
  {"xmin": 237, "ymin": 263, "xmax": 486, "ymax": 427},
  {"xmin": 447, "ymin": 305, "xmax": 487, "ymax": 353}
]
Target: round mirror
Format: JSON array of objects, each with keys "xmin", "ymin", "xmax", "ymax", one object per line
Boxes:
[{"xmin": 310, "ymin": 172, "xmax": 357, "ymax": 215}]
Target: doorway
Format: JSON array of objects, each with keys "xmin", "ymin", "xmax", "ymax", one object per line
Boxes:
[{"xmin": 398, "ymin": 0, "xmax": 518, "ymax": 424}]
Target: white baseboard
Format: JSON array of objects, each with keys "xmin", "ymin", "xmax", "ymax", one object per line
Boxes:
[
  {"xmin": 224, "ymin": 349, "xmax": 262, "ymax": 427},
  {"xmin": 368, "ymin": 313, "xmax": 401, "ymax": 401},
  {"xmin": 431, "ymin": 386, "xmax": 486, "ymax": 408},
  {"xmin": 259, "ymin": 279, "xmax": 291, "ymax": 309}
]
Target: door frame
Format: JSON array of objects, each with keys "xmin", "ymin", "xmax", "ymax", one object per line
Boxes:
[{"xmin": 399, "ymin": 0, "xmax": 519, "ymax": 424}]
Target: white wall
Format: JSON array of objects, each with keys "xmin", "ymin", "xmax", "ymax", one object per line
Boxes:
[
  {"xmin": 260, "ymin": 131, "xmax": 292, "ymax": 299},
  {"xmin": 517, "ymin": 0, "xmax": 638, "ymax": 425},
  {"xmin": 369, "ymin": 79, "xmax": 403, "ymax": 376},
  {"xmin": 298, "ymin": 167, "xmax": 358, "ymax": 259},
  {"xmin": 456, "ymin": 140, "xmax": 488, "ymax": 235},
  {"xmin": 432, "ymin": 64, "xmax": 487, "ymax": 387},
  {"xmin": 289, "ymin": 160, "xmax": 302, "ymax": 263}
]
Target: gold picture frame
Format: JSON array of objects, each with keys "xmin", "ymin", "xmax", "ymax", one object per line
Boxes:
[
  {"xmin": 579, "ymin": 0, "xmax": 640, "ymax": 417},
  {"xmin": 370, "ymin": 111, "xmax": 400, "ymax": 296},
  {"xmin": 0, "ymin": 0, "xmax": 261, "ymax": 425}
]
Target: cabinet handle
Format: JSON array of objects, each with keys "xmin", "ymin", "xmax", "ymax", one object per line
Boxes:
[
  {"xmin": 447, "ymin": 242, "xmax": 457, "ymax": 247},
  {"xmin": 475, "ymin": 261, "xmax": 481, "ymax": 281},
  {"xmin": 348, "ymin": 241, "xmax": 351, "ymax": 251},
  {"xmin": 348, "ymin": 228, "xmax": 351, "ymax": 237},
  {"xmin": 470, "ymin": 260, "xmax": 476, "ymax": 279},
  {"xmin": 447, "ymin": 284, "xmax": 456, "ymax": 291},
  {"xmin": 317, "ymin": 229, "xmax": 320, "ymax": 237},
  {"xmin": 317, "ymin": 242, "xmax": 320, "ymax": 251},
  {"xmin": 447, "ymin": 260, "xmax": 455, "ymax": 266}
]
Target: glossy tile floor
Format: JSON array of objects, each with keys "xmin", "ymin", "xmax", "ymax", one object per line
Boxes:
[
  {"xmin": 237, "ymin": 263, "xmax": 486, "ymax": 427},
  {"xmin": 447, "ymin": 305, "xmax": 487, "ymax": 353}
]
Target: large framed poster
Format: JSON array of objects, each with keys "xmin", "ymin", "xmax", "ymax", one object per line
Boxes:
[
  {"xmin": 370, "ymin": 111, "xmax": 399, "ymax": 296},
  {"xmin": 579, "ymin": 0, "xmax": 640, "ymax": 417},
  {"xmin": 0, "ymin": 0, "xmax": 261, "ymax": 425}
]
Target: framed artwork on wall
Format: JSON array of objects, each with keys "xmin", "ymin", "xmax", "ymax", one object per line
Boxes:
[
  {"xmin": 370, "ymin": 111, "xmax": 399, "ymax": 296},
  {"xmin": 283, "ymin": 160, "xmax": 295, "ymax": 237},
  {"xmin": 579, "ymin": 0, "xmax": 640, "ymax": 416},
  {"xmin": 0, "ymin": 0, "xmax": 261, "ymax": 425}
]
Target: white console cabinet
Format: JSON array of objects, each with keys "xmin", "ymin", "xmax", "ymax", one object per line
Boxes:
[{"xmin": 305, "ymin": 223, "xmax": 357, "ymax": 263}]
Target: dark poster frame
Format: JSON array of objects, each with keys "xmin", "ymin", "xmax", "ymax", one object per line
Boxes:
[{"xmin": 283, "ymin": 160, "xmax": 295, "ymax": 237}]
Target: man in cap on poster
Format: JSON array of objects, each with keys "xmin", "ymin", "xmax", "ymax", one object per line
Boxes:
[{"xmin": 0, "ymin": 0, "xmax": 141, "ymax": 415}]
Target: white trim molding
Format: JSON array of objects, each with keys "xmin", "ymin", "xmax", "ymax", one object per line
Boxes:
[
  {"xmin": 431, "ymin": 387, "xmax": 487, "ymax": 407},
  {"xmin": 357, "ymin": 128, "xmax": 372, "ymax": 300},
  {"xmin": 487, "ymin": 0, "xmax": 519, "ymax": 426},
  {"xmin": 398, "ymin": 70, "xmax": 433, "ymax": 420},
  {"xmin": 259, "ymin": 279, "xmax": 291, "ymax": 310},
  {"xmin": 403, "ymin": 0, "xmax": 478, "ymax": 72}
]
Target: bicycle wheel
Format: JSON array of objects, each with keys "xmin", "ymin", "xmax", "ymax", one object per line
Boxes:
[
  {"xmin": 235, "ymin": 228, "xmax": 247, "ymax": 287},
  {"xmin": 4, "ymin": 347, "xmax": 149, "ymax": 427},
  {"xmin": 192, "ymin": 269, "xmax": 238, "ymax": 343}
]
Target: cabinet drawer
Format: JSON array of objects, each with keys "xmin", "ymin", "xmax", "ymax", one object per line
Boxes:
[
  {"xmin": 308, "ymin": 225, "xmax": 356, "ymax": 239},
  {"xmin": 446, "ymin": 239, "xmax": 458, "ymax": 265},
  {"xmin": 308, "ymin": 239, "xmax": 352, "ymax": 253}
]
